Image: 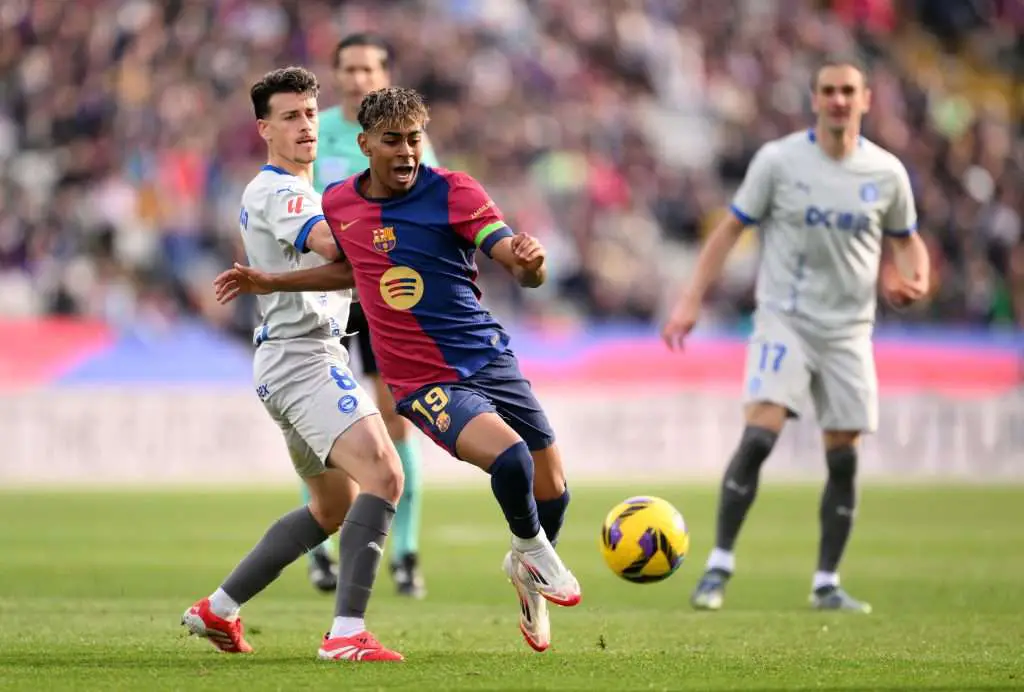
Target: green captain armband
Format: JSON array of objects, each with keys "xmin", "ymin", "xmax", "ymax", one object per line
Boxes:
[{"xmin": 475, "ymin": 221, "xmax": 513, "ymax": 256}]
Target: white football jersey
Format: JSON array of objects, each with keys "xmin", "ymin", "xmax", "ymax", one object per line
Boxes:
[
  {"xmin": 731, "ymin": 130, "xmax": 917, "ymax": 333},
  {"xmin": 239, "ymin": 164, "xmax": 352, "ymax": 344}
]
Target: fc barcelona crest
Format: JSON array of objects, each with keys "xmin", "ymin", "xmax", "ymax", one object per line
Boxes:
[{"xmin": 372, "ymin": 226, "xmax": 397, "ymax": 253}]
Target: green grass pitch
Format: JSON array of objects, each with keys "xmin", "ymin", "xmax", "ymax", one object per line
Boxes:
[{"xmin": 1, "ymin": 484, "xmax": 1021, "ymax": 690}]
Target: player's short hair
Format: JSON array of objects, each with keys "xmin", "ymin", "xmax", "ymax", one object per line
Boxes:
[
  {"xmin": 358, "ymin": 86, "xmax": 429, "ymax": 133},
  {"xmin": 250, "ymin": 66, "xmax": 320, "ymax": 120},
  {"xmin": 812, "ymin": 54, "xmax": 869, "ymax": 90},
  {"xmin": 333, "ymin": 32, "xmax": 392, "ymax": 70}
]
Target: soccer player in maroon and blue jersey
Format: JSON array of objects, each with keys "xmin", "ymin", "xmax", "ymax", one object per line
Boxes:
[{"xmin": 214, "ymin": 86, "xmax": 579, "ymax": 652}]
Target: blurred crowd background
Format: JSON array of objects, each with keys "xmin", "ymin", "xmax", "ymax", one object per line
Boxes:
[{"xmin": 0, "ymin": 0, "xmax": 1021, "ymax": 341}]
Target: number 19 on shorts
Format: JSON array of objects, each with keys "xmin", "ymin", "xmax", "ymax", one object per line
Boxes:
[{"xmin": 411, "ymin": 387, "xmax": 449, "ymax": 424}]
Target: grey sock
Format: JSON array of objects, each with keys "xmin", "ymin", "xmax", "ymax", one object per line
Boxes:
[
  {"xmin": 818, "ymin": 445, "xmax": 857, "ymax": 572},
  {"xmin": 221, "ymin": 506, "xmax": 328, "ymax": 604},
  {"xmin": 715, "ymin": 426, "xmax": 778, "ymax": 552},
  {"xmin": 335, "ymin": 493, "xmax": 396, "ymax": 619}
]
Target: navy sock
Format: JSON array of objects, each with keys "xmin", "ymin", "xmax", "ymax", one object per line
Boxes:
[
  {"xmin": 537, "ymin": 485, "xmax": 570, "ymax": 545},
  {"xmin": 488, "ymin": 442, "xmax": 541, "ymax": 540}
]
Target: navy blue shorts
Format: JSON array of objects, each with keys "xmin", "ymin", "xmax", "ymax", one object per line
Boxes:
[{"xmin": 396, "ymin": 351, "xmax": 556, "ymax": 459}]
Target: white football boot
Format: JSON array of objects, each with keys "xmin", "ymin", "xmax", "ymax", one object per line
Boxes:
[
  {"xmin": 503, "ymin": 550, "xmax": 551, "ymax": 652},
  {"xmin": 510, "ymin": 533, "xmax": 582, "ymax": 608}
]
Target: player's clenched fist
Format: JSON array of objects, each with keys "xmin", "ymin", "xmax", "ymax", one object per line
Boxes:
[
  {"xmin": 213, "ymin": 263, "xmax": 275, "ymax": 304},
  {"xmin": 661, "ymin": 295, "xmax": 701, "ymax": 351},
  {"xmin": 880, "ymin": 264, "xmax": 928, "ymax": 309},
  {"xmin": 511, "ymin": 233, "xmax": 545, "ymax": 271}
]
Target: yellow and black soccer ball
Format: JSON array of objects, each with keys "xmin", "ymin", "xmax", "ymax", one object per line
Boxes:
[{"xmin": 599, "ymin": 496, "xmax": 690, "ymax": 583}]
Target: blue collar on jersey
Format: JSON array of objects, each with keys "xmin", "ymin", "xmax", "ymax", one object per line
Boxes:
[
  {"xmin": 807, "ymin": 128, "xmax": 864, "ymax": 146},
  {"xmin": 261, "ymin": 164, "xmax": 291, "ymax": 175}
]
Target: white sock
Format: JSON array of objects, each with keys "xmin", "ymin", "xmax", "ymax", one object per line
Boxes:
[
  {"xmin": 813, "ymin": 571, "xmax": 840, "ymax": 591},
  {"xmin": 706, "ymin": 547, "xmax": 735, "ymax": 574},
  {"xmin": 329, "ymin": 616, "xmax": 366, "ymax": 639},
  {"xmin": 511, "ymin": 531, "xmax": 547, "ymax": 553},
  {"xmin": 208, "ymin": 588, "xmax": 240, "ymax": 619}
]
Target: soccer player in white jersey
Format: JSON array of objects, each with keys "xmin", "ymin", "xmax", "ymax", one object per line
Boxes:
[
  {"xmin": 662, "ymin": 56, "xmax": 930, "ymax": 613},
  {"xmin": 181, "ymin": 67, "xmax": 404, "ymax": 662}
]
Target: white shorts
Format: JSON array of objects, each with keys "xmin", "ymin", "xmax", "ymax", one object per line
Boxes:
[
  {"xmin": 253, "ymin": 337, "xmax": 379, "ymax": 478},
  {"xmin": 742, "ymin": 310, "xmax": 879, "ymax": 433}
]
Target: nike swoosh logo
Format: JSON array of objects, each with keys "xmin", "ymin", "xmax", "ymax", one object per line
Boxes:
[
  {"xmin": 725, "ymin": 479, "xmax": 751, "ymax": 496},
  {"xmin": 367, "ymin": 541, "xmax": 384, "ymax": 556},
  {"xmin": 338, "ymin": 220, "xmax": 358, "ymax": 232}
]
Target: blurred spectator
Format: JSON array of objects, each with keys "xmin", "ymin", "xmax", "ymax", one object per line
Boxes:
[{"xmin": 0, "ymin": 0, "xmax": 1021, "ymax": 335}]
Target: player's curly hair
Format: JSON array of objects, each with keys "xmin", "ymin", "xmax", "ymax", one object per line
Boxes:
[
  {"xmin": 250, "ymin": 66, "xmax": 320, "ymax": 120},
  {"xmin": 357, "ymin": 86, "xmax": 430, "ymax": 133}
]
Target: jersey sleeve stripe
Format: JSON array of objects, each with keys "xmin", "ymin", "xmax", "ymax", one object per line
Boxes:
[
  {"xmin": 474, "ymin": 221, "xmax": 508, "ymax": 247},
  {"xmin": 254, "ymin": 323, "xmax": 270, "ymax": 346},
  {"xmin": 883, "ymin": 221, "xmax": 917, "ymax": 237},
  {"xmin": 294, "ymin": 214, "xmax": 325, "ymax": 253},
  {"xmin": 729, "ymin": 204, "xmax": 757, "ymax": 226}
]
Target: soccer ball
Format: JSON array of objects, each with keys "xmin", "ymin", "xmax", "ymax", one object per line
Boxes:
[{"xmin": 599, "ymin": 496, "xmax": 690, "ymax": 583}]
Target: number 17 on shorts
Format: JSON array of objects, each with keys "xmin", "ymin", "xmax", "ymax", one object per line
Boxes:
[{"xmin": 743, "ymin": 333, "xmax": 809, "ymax": 415}]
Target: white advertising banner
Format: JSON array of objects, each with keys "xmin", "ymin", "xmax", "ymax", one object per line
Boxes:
[{"xmin": 1, "ymin": 385, "xmax": 1021, "ymax": 486}]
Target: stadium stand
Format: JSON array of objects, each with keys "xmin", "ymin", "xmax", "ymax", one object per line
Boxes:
[{"xmin": 0, "ymin": 0, "xmax": 1020, "ymax": 336}]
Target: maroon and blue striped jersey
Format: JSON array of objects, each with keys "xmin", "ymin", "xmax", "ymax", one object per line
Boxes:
[{"xmin": 322, "ymin": 165, "xmax": 515, "ymax": 399}]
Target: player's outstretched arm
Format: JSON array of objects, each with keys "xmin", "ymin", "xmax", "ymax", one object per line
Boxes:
[
  {"xmin": 662, "ymin": 213, "xmax": 747, "ymax": 350},
  {"xmin": 489, "ymin": 234, "xmax": 547, "ymax": 288},
  {"xmin": 213, "ymin": 260, "xmax": 354, "ymax": 304}
]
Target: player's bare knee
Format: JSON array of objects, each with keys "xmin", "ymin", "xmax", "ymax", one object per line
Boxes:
[
  {"xmin": 308, "ymin": 501, "xmax": 345, "ymax": 534},
  {"xmin": 743, "ymin": 402, "xmax": 788, "ymax": 432},
  {"xmin": 327, "ymin": 417, "xmax": 404, "ymax": 502},
  {"xmin": 823, "ymin": 430, "xmax": 860, "ymax": 451},
  {"xmin": 531, "ymin": 444, "xmax": 566, "ymax": 500},
  {"xmin": 380, "ymin": 461, "xmax": 404, "ymax": 505},
  {"xmin": 533, "ymin": 470, "xmax": 566, "ymax": 502},
  {"xmin": 362, "ymin": 445, "xmax": 404, "ymax": 504},
  {"xmin": 454, "ymin": 413, "xmax": 523, "ymax": 472},
  {"xmin": 307, "ymin": 491, "xmax": 347, "ymax": 532}
]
